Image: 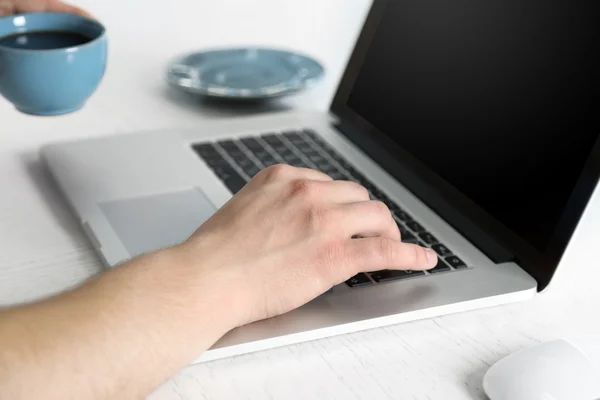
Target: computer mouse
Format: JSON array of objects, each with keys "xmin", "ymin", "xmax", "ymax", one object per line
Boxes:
[{"xmin": 483, "ymin": 336, "xmax": 600, "ymax": 400}]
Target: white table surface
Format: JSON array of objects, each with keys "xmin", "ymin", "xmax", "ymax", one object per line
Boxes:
[{"xmin": 1, "ymin": 1, "xmax": 600, "ymax": 399}]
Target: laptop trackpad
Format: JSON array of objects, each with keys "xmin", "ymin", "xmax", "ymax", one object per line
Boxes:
[{"xmin": 99, "ymin": 188, "xmax": 217, "ymax": 259}]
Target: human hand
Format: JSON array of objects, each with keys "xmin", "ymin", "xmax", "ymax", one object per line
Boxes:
[
  {"xmin": 0, "ymin": 164, "xmax": 438, "ymax": 400},
  {"xmin": 180, "ymin": 165, "xmax": 438, "ymax": 328},
  {"xmin": 0, "ymin": 0, "xmax": 90, "ymax": 17}
]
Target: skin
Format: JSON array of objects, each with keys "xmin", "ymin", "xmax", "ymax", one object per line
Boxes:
[
  {"xmin": 0, "ymin": 165, "xmax": 437, "ymax": 399},
  {"xmin": 0, "ymin": 0, "xmax": 91, "ymax": 17},
  {"xmin": 0, "ymin": 4, "xmax": 438, "ymax": 399}
]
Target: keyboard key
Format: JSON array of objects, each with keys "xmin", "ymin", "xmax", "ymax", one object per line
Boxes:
[
  {"xmin": 362, "ymin": 182, "xmax": 377, "ymax": 193},
  {"xmin": 399, "ymin": 226, "xmax": 418, "ymax": 243},
  {"xmin": 431, "ymin": 243, "xmax": 453, "ymax": 257},
  {"xmin": 279, "ymin": 149, "xmax": 296, "ymax": 158},
  {"xmin": 299, "ymin": 146, "xmax": 319, "ymax": 157},
  {"xmin": 224, "ymin": 177, "xmax": 247, "ymax": 194},
  {"xmin": 380, "ymin": 197, "xmax": 396, "ymax": 209},
  {"xmin": 351, "ymin": 171, "xmax": 367, "ymax": 182},
  {"xmin": 193, "ymin": 143, "xmax": 218, "ymax": 157},
  {"xmin": 308, "ymin": 154, "xmax": 327, "ymax": 165},
  {"xmin": 337, "ymin": 159, "xmax": 353, "ymax": 171},
  {"xmin": 377, "ymin": 195, "xmax": 392, "ymax": 206},
  {"xmin": 370, "ymin": 269, "xmax": 426, "ymax": 283},
  {"xmin": 316, "ymin": 162, "xmax": 337, "ymax": 173},
  {"xmin": 284, "ymin": 157, "xmax": 303, "ymax": 166},
  {"xmin": 254, "ymin": 150, "xmax": 269, "ymax": 158},
  {"xmin": 273, "ymin": 142, "xmax": 289, "ymax": 152},
  {"xmin": 262, "ymin": 134, "xmax": 282, "ymax": 145},
  {"xmin": 330, "ymin": 152, "xmax": 347, "ymax": 164},
  {"xmin": 312, "ymin": 138, "xmax": 334, "ymax": 154},
  {"xmin": 261, "ymin": 159, "xmax": 280, "ymax": 167},
  {"xmin": 429, "ymin": 257, "xmax": 452, "ymax": 274},
  {"xmin": 419, "ymin": 232, "xmax": 439, "ymax": 244},
  {"xmin": 346, "ymin": 273, "xmax": 373, "ymax": 288},
  {"xmin": 211, "ymin": 164, "xmax": 234, "ymax": 178},
  {"xmin": 388, "ymin": 204, "xmax": 401, "ymax": 212},
  {"xmin": 283, "ymin": 156, "xmax": 302, "ymax": 165},
  {"xmin": 219, "ymin": 140, "xmax": 239, "ymax": 152},
  {"xmin": 329, "ymin": 171, "xmax": 347, "ymax": 180},
  {"xmin": 370, "ymin": 188, "xmax": 385, "ymax": 199},
  {"xmin": 254, "ymin": 151, "xmax": 278, "ymax": 165},
  {"xmin": 236, "ymin": 157, "xmax": 255, "ymax": 169},
  {"xmin": 354, "ymin": 175, "xmax": 370, "ymax": 185},
  {"xmin": 230, "ymin": 152, "xmax": 247, "ymax": 162},
  {"xmin": 278, "ymin": 149, "xmax": 294, "ymax": 157},
  {"xmin": 283, "ymin": 131, "xmax": 306, "ymax": 144},
  {"xmin": 290, "ymin": 160, "xmax": 309, "ymax": 168},
  {"xmin": 243, "ymin": 164, "xmax": 261, "ymax": 178},
  {"xmin": 446, "ymin": 255, "xmax": 467, "ymax": 269},
  {"xmin": 303, "ymin": 129, "xmax": 319, "ymax": 140},
  {"xmin": 240, "ymin": 137, "xmax": 264, "ymax": 150},
  {"xmin": 211, "ymin": 165, "xmax": 246, "ymax": 194},
  {"xmin": 204, "ymin": 156, "xmax": 229, "ymax": 168},
  {"xmin": 394, "ymin": 210, "xmax": 413, "ymax": 222},
  {"xmin": 219, "ymin": 143, "xmax": 244, "ymax": 157},
  {"xmin": 343, "ymin": 165, "xmax": 360, "ymax": 178},
  {"xmin": 406, "ymin": 221, "xmax": 426, "ymax": 233},
  {"xmin": 315, "ymin": 140, "xmax": 334, "ymax": 154}
]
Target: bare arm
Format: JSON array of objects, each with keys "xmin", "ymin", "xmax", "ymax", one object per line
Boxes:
[
  {"xmin": 0, "ymin": 249, "xmax": 236, "ymax": 399},
  {"xmin": 0, "ymin": 166, "xmax": 437, "ymax": 399}
]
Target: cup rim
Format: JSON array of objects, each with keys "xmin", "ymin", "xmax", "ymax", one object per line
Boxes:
[{"xmin": 0, "ymin": 12, "xmax": 106, "ymax": 53}]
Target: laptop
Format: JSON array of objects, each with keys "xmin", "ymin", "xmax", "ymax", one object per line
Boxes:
[{"xmin": 42, "ymin": 0, "xmax": 600, "ymax": 363}]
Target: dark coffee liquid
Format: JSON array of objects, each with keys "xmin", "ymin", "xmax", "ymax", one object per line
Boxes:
[{"xmin": 0, "ymin": 30, "xmax": 92, "ymax": 50}]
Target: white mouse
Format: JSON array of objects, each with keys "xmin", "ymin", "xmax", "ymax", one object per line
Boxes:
[{"xmin": 483, "ymin": 336, "xmax": 600, "ymax": 400}]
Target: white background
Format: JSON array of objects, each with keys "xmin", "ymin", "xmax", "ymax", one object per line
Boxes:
[{"xmin": 1, "ymin": 1, "xmax": 599, "ymax": 399}]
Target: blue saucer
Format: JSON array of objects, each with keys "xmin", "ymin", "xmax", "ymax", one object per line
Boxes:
[{"xmin": 166, "ymin": 48, "xmax": 325, "ymax": 100}]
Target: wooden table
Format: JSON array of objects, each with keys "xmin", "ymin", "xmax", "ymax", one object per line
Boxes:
[{"xmin": 2, "ymin": 1, "xmax": 599, "ymax": 398}]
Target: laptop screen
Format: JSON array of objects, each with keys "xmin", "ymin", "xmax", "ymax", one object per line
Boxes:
[{"xmin": 332, "ymin": 0, "xmax": 600, "ymax": 287}]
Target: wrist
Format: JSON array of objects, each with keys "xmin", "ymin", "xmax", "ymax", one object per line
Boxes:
[{"xmin": 158, "ymin": 238, "xmax": 248, "ymax": 335}]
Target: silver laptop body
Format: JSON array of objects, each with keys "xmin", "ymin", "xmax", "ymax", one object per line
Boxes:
[
  {"xmin": 42, "ymin": 0, "xmax": 600, "ymax": 363},
  {"xmin": 41, "ymin": 109, "xmax": 537, "ymax": 363}
]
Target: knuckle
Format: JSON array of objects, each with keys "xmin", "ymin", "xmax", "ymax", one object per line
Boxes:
[
  {"xmin": 290, "ymin": 179, "xmax": 316, "ymax": 199},
  {"xmin": 360, "ymin": 186, "xmax": 370, "ymax": 199},
  {"xmin": 354, "ymin": 182, "xmax": 370, "ymax": 199},
  {"xmin": 344, "ymin": 180, "xmax": 369, "ymax": 198},
  {"xmin": 371, "ymin": 200, "xmax": 391, "ymax": 217},
  {"xmin": 263, "ymin": 164, "xmax": 293, "ymax": 181}
]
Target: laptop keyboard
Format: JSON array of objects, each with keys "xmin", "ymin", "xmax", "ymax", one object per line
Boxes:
[{"xmin": 192, "ymin": 129, "xmax": 468, "ymax": 288}]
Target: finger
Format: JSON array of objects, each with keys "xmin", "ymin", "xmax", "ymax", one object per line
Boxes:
[
  {"xmin": 337, "ymin": 201, "xmax": 400, "ymax": 240},
  {"xmin": 46, "ymin": 2, "xmax": 93, "ymax": 18},
  {"xmin": 0, "ymin": 1, "xmax": 15, "ymax": 16},
  {"xmin": 345, "ymin": 237, "xmax": 438, "ymax": 274},
  {"xmin": 310, "ymin": 180, "xmax": 370, "ymax": 204}
]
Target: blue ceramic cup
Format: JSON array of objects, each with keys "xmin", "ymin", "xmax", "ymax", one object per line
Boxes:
[{"xmin": 0, "ymin": 13, "xmax": 107, "ymax": 116}]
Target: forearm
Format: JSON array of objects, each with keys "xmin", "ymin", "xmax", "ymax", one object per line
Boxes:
[{"xmin": 0, "ymin": 245, "xmax": 236, "ymax": 399}]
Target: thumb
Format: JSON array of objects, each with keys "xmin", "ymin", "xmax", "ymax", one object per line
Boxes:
[
  {"xmin": 46, "ymin": 2, "xmax": 93, "ymax": 18},
  {"xmin": 0, "ymin": 1, "xmax": 15, "ymax": 16}
]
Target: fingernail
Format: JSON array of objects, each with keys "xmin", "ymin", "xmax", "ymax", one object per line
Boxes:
[{"xmin": 426, "ymin": 249, "xmax": 438, "ymax": 266}]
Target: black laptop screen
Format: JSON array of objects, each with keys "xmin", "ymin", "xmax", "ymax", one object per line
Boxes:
[{"xmin": 345, "ymin": 0, "xmax": 600, "ymax": 252}]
